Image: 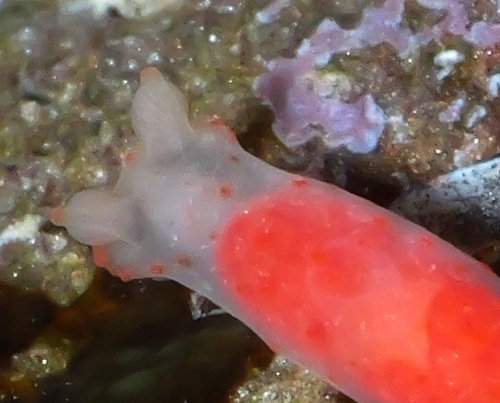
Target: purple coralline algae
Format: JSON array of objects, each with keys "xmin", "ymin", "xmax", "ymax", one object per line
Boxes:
[
  {"xmin": 438, "ymin": 93, "xmax": 466, "ymax": 123},
  {"xmin": 254, "ymin": 0, "xmax": 500, "ymax": 154}
]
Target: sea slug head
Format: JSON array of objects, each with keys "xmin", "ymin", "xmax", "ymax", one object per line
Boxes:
[
  {"xmin": 49, "ymin": 67, "xmax": 198, "ymax": 248},
  {"xmin": 50, "ymin": 67, "xmax": 260, "ymax": 275}
]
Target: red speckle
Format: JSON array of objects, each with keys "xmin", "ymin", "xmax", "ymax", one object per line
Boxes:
[
  {"xmin": 50, "ymin": 206, "xmax": 66, "ymax": 226},
  {"xmin": 92, "ymin": 245, "xmax": 111, "ymax": 267},
  {"xmin": 177, "ymin": 255, "xmax": 192, "ymax": 267},
  {"xmin": 209, "ymin": 117, "xmax": 237, "ymax": 141},
  {"xmin": 209, "ymin": 116, "xmax": 224, "ymax": 126},
  {"xmin": 228, "ymin": 154, "xmax": 239, "ymax": 163},
  {"xmin": 140, "ymin": 66, "xmax": 161, "ymax": 81},
  {"xmin": 420, "ymin": 236, "xmax": 435, "ymax": 248},
  {"xmin": 372, "ymin": 215, "xmax": 389, "ymax": 229},
  {"xmin": 291, "ymin": 176, "xmax": 308, "ymax": 187},
  {"xmin": 109, "ymin": 265, "xmax": 133, "ymax": 282},
  {"xmin": 450, "ymin": 262, "xmax": 468, "ymax": 277},
  {"xmin": 209, "ymin": 231, "xmax": 218, "ymax": 240},
  {"xmin": 149, "ymin": 262, "xmax": 165, "ymax": 275},
  {"xmin": 121, "ymin": 148, "xmax": 137, "ymax": 165},
  {"xmin": 218, "ymin": 185, "xmax": 232, "ymax": 199},
  {"xmin": 304, "ymin": 320, "xmax": 328, "ymax": 342}
]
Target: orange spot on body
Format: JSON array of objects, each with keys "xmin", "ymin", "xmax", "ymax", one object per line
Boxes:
[
  {"xmin": 209, "ymin": 117, "xmax": 237, "ymax": 141},
  {"xmin": 121, "ymin": 148, "xmax": 137, "ymax": 165},
  {"xmin": 450, "ymin": 262, "xmax": 468, "ymax": 277},
  {"xmin": 218, "ymin": 185, "xmax": 232, "ymax": 199},
  {"xmin": 291, "ymin": 176, "xmax": 308, "ymax": 187},
  {"xmin": 177, "ymin": 255, "xmax": 192, "ymax": 268},
  {"xmin": 420, "ymin": 236, "xmax": 435, "ymax": 248},
  {"xmin": 119, "ymin": 272, "xmax": 132, "ymax": 282},
  {"xmin": 372, "ymin": 215, "xmax": 389, "ymax": 229},
  {"xmin": 50, "ymin": 206, "xmax": 66, "ymax": 226},
  {"xmin": 140, "ymin": 66, "xmax": 161, "ymax": 81},
  {"xmin": 149, "ymin": 262, "xmax": 165, "ymax": 275},
  {"xmin": 92, "ymin": 245, "xmax": 111, "ymax": 268},
  {"xmin": 110, "ymin": 265, "xmax": 133, "ymax": 282},
  {"xmin": 304, "ymin": 320, "xmax": 328, "ymax": 343}
]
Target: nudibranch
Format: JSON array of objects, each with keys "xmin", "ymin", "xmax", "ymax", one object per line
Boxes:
[{"xmin": 52, "ymin": 67, "xmax": 500, "ymax": 403}]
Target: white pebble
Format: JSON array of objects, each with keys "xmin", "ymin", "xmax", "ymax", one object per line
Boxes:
[
  {"xmin": 19, "ymin": 101, "xmax": 41, "ymax": 127},
  {"xmin": 0, "ymin": 215, "xmax": 43, "ymax": 248},
  {"xmin": 434, "ymin": 49, "xmax": 464, "ymax": 80},
  {"xmin": 59, "ymin": 0, "xmax": 184, "ymax": 19},
  {"xmin": 438, "ymin": 95, "xmax": 466, "ymax": 123},
  {"xmin": 464, "ymin": 104, "xmax": 487, "ymax": 129},
  {"xmin": 488, "ymin": 73, "xmax": 500, "ymax": 97}
]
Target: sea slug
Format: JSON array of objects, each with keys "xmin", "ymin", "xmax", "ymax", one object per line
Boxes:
[{"xmin": 53, "ymin": 67, "xmax": 500, "ymax": 403}]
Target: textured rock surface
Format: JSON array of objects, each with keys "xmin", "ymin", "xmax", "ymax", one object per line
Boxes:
[{"xmin": 2, "ymin": 0, "xmax": 500, "ymax": 402}]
